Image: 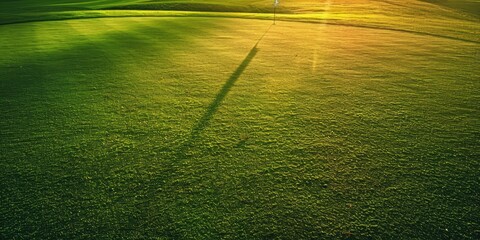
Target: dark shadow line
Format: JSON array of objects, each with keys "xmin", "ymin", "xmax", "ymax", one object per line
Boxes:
[
  {"xmin": 146, "ymin": 25, "xmax": 273, "ymax": 227},
  {"xmin": 190, "ymin": 47, "xmax": 257, "ymax": 136},
  {"xmin": 175, "ymin": 24, "xmax": 273, "ymax": 158},
  {"xmin": 189, "ymin": 24, "xmax": 272, "ymax": 137}
]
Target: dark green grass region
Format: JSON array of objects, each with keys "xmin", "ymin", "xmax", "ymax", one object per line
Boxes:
[
  {"xmin": 0, "ymin": 18, "xmax": 238, "ymax": 239},
  {"xmin": 420, "ymin": 0, "xmax": 480, "ymax": 17}
]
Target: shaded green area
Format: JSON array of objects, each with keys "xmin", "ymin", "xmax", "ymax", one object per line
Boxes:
[
  {"xmin": 0, "ymin": 0, "xmax": 273, "ymax": 15},
  {"xmin": 420, "ymin": 0, "xmax": 480, "ymax": 16},
  {"xmin": 0, "ymin": 0, "xmax": 279, "ymax": 26},
  {"xmin": 105, "ymin": 0, "xmax": 278, "ymax": 13}
]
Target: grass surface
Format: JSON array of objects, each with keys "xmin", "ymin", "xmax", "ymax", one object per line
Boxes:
[{"xmin": 1, "ymin": 0, "xmax": 479, "ymax": 239}]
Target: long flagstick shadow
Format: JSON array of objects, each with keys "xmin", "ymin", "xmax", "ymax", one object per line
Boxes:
[
  {"xmin": 175, "ymin": 24, "xmax": 273, "ymax": 159},
  {"xmin": 145, "ymin": 25, "xmax": 274, "ymax": 228}
]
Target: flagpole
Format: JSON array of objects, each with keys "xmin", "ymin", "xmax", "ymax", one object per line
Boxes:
[
  {"xmin": 273, "ymin": 0, "xmax": 279, "ymax": 25},
  {"xmin": 274, "ymin": 4, "xmax": 276, "ymax": 25}
]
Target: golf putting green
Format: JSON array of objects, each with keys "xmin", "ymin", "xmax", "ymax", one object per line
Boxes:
[{"xmin": 1, "ymin": 0, "xmax": 479, "ymax": 239}]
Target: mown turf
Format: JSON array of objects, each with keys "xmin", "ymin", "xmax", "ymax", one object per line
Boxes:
[
  {"xmin": 1, "ymin": 0, "xmax": 479, "ymax": 239},
  {"xmin": 1, "ymin": 0, "xmax": 478, "ymax": 44}
]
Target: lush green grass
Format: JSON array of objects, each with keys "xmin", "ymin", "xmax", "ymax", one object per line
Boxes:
[{"xmin": 1, "ymin": 0, "xmax": 479, "ymax": 239}]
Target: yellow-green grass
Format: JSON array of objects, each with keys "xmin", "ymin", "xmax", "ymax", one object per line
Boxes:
[
  {"xmin": 1, "ymin": 16, "xmax": 479, "ymax": 239},
  {"xmin": 1, "ymin": 0, "xmax": 480, "ymax": 239}
]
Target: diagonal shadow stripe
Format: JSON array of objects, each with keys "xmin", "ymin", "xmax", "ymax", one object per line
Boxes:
[
  {"xmin": 190, "ymin": 47, "xmax": 257, "ymax": 135},
  {"xmin": 146, "ymin": 30, "xmax": 267, "ymax": 227},
  {"xmin": 175, "ymin": 24, "xmax": 273, "ymax": 158}
]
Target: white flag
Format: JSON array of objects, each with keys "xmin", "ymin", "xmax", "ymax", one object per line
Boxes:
[{"xmin": 274, "ymin": 0, "xmax": 279, "ymax": 7}]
